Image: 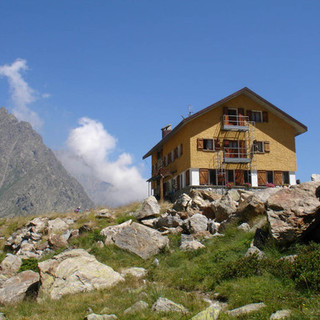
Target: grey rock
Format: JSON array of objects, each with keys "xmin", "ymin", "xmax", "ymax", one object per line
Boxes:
[
  {"xmin": 237, "ymin": 223, "xmax": 251, "ymax": 232},
  {"xmin": 153, "ymin": 212, "xmax": 183, "ymax": 229},
  {"xmin": 85, "ymin": 314, "xmax": 118, "ymax": 320},
  {"xmin": 0, "ymin": 270, "xmax": 40, "ymax": 305},
  {"xmin": 211, "ymin": 194, "xmax": 237, "ymax": 222},
  {"xmin": 38, "ymin": 249, "xmax": 124, "ymax": 300},
  {"xmin": 237, "ymin": 195, "xmax": 266, "ymax": 221},
  {"xmin": 0, "ymin": 107, "xmax": 93, "ymax": 217},
  {"xmin": 47, "ymin": 218, "xmax": 69, "ymax": 234},
  {"xmin": 152, "ymin": 297, "xmax": 188, "ymax": 313},
  {"xmin": 227, "ymin": 302, "xmax": 266, "ymax": 316},
  {"xmin": 173, "ymin": 193, "xmax": 192, "ymax": 211},
  {"xmin": 254, "ymin": 187, "xmax": 281, "ymax": 203},
  {"xmin": 134, "ymin": 196, "xmax": 160, "ymax": 220},
  {"xmin": 270, "ymin": 309, "xmax": 292, "ymax": 319},
  {"xmin": 182, "ymin": 213, "xmax": 208, "ymax": 234},
  {"xmin": 124, "ymin": 300, "xmax": 149, "ymax": 314},
  {"xmin": 180, "ymin": 240, "xmax": 205, "ymax": 251},
  {"xmin": 140, "ymin": 218, "xmax": 158, "ymax": 228},
  {"xmin": 311, "ymin": 174, "xmax": 320, "ymax": 182},
  {"xmin": 191, "ymin": 302, "xmax": 222, "ymax": 320},
  {"xmin": 48, "ymin": 233, "xmax": 68, "ymax": 249},
  {"xmin": 121, "ymin": 267, "xmax": 147, "ymax": 279},
  {"xmin": 245, "ymin": 246, "xmax": 265, "ymax": 259},
  {"xmin": 0, "ymin": 254, "xmax": 22, "ymax": 277}
]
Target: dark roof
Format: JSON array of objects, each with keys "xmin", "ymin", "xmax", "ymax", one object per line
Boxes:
[{"xmin": 143, "ymin": 87, "xmax": 308, "ymax": 159}]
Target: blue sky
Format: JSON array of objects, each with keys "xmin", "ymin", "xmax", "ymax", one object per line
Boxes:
[{"xmin": 0, "ymin": 0, "xmax": 319, "ymax": 198}]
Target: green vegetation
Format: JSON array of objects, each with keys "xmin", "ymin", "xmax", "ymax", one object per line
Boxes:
[{"xmin": 1, "ymin": 204, "xmax": 320, "ymax": 319}]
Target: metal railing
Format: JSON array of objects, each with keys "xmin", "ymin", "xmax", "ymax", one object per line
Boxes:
[
  {"xmin": 222, "ymin": 115, "xmax": 249, "ymax": 129},
  {"xmin": 223, "ymin": 146, "xmax": 250, "ymax": 163}
]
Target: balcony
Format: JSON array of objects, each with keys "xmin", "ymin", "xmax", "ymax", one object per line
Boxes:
[
  {"xmin": 222, "ymin": 115, "xmax": 249, "ymax": 131},
  {"xmin": 223, "ymin": 147, "xmax": 251, "ymax": 163}
]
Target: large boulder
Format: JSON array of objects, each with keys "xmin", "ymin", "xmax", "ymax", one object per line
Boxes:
[
  {"xmin": 0, "ymin": 254, "xmax": 22, "ymax": 277},
  {"xmin": 191, "ymin": 302, "xmax": 222, "ymax": 320},
  {"xmin": 152, "ymin": 297, "xmax": 188, "ymax": 314},
  {"xmin": 38, "ymin": 249, "xmax": 124, "ymax": 300},
  {"xmin": 236, "ymin": 195, "xmax": 266, "ymax": 221},
  {"xmin": 101, "ymin": 221, "xmax": 169, "ymax": 260},
  {"xmin": 211, "ymin": 194, "xmax": 237, "ymax": 222},
  {"xmin": 311, "ymin": 174, "xmax": 320, "ymax": 182},
  {"xmin": 0, "ymin": 270, "xmax": 40, "ymax": 305},
  {"xmin": 153, "ymin": 212, "xmax": 183, "ymax": 230},
  {"xmin": 182, "ymin": 213, "xmax": 208, "ymax": 234},
  {"xmin": 227, "ymin": 302, "xmax": 266, "ymax": 317},
  {"xmin": 134, "ymin": 196, "xmax": 160, "ymax": 220},
  {"xmin": 267, "ymin": 182, "xmax": 320, "ymax": 245},
  {"xmin": 173, "ymin": 193, "xmax": 192, "ymax": 211}
]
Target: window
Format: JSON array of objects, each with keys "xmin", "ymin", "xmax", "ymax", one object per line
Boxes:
[
  {"xmin": 267, "ymin": 171, "xmax": 274, "ymax": 184},
  {"xmin": 209, "ymin": 169, "xmax": 217, "ymax": 185},
  {"xmin": 243, "ymin": 170, "xmax": 251, "ymax": 184},
  {"xmin": 253, "ymin": 141, "xmax": 264, "ymax": 153},
  {"xmin": 164, "ymin": 155, "xmax": 168, "ymax": 167},
  {"xmin": 203, "ymin": 139, "xmax": 214, "ymax": 151},
  {"xmin": 250, "ymin": 111, "xmax": 262, "ymax": 122},
  {"xmin": 227, "ymin": 170, "xmax": 235, "ymax": 184},
  {"xmin": 283, "ymin": 171, "xmax": 290, "ymax": 185}
]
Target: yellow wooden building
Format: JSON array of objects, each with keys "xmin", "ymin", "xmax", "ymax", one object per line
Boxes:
[{"xmin": 143, "ymin": 87, "xmax": 307, "ymax": 199}]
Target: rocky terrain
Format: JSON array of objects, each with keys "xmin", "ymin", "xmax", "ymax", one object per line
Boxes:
[
  {"xmin": 0, "ymin": 181, "xmax": 319, "ymax": 319},
  {"xmin": 0, "ymin": 108, "xmax": 94, "ymax": 217}
]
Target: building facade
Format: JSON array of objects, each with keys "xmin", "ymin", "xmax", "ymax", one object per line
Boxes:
[{"xmin": 143, "ymin": 88, "xmax": 307, "ymax": 199}]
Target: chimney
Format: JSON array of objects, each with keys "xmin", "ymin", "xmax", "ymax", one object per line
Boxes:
[{"xmin": 161, "ymin": 124, "xmax": 172, "ymax": 139}]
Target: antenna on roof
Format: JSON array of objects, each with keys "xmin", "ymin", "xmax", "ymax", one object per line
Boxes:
[{"xmin": 188, "ymin": 105, "xmax": 193, "ymax": 116}]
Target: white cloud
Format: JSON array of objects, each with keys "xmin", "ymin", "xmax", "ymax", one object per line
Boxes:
[
  {"xmin": 57, "ymin": 117, "xmax": 148, "ymax": 207},
  {"xmin": 0, "ymin": 58, "xmax": 43, "ymax": 129}
]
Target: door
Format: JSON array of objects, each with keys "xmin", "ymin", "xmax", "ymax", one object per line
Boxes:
[
  {"xmin": 258, "ymin": 170, "xmax": 267, "ymax": 186},
  {"xmin": 199, "ymin": 169, "xmax": 209, "ymax": 185},
  {"xmin": 235, "ymin": 169, "xmax": 244, "ymax": 186},
  {"xmin": 274, "ymin": 171, "xmax": 283, "ymax": 186}
]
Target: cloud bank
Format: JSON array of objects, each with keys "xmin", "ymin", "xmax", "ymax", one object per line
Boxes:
[
  {"xmin": 0, "ymin": 59, "xmax": 43, "ymax": 129},
  {"xmin": 57, "ymin": 117, "xmax": 148, "ymax": 207}
]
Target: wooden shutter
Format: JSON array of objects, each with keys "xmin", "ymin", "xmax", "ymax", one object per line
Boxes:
[
  {"xmin": 214, "ymin": 139, "xmax": 221, "ymax": 150},
  {"xmin": 223, "ymin": 107, "xmax": 229, "ymax": 125},
  {"xmin": 240, "ymin": 140, "xmax": 246, "ymax": 158},
  {"xmin": 258, "ymin": 170, "xmax": 267, "ymax": 186},
  {"xmin": 235, "ymin": 169, "xmax": 244, "ymax": 186},
  {"xmin": 223, "ymin": 107, "xmax": 228, "ymax": 115},
  {"xmin": 238, "ymin": 108, "xmax": 244, "ymax": 126},
  {"xmin": 174, "ymin": 147, "xmax": 178, "ymax": 160},
  {"xmin": 168, "ymin": 153, "xmax": 171, "ymax": 164},
  {"xmin": 247, "ymin": 110, "xmax": 252, "ymax": 121},
  {"xmin": 262, "ymin": 111, "xmax": 268, "ymax": 122},
  {"xmin": 180, "ymin": 144, "xmax": 183, "ymax": 156},
  {"xmin": 197, "ymin": 138, "xmax": 204, "ymax": 150},
  {"xmin": 185, "ymin": 169, "xmax": 190, "ymax": 186},
  {"xmin": 199, "ymin": 169, "xmax": 209, "ymax": 185},
  {"xmin": 264, "ymin": 141, "xmax": 270, "ymax": 153},
  {"xmin": 274, "ymin": 171, "xmax": 283, "ymax": 186}
]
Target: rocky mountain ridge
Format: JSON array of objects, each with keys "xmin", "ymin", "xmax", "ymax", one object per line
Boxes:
[{"xmin": 0, "ymin": 107, "xmax": 94, "ymax": 217}]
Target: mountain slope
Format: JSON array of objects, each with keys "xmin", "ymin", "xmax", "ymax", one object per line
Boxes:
[{"xmin": 0, "ymin": 107, "xmax": 94, "ymax": 217}]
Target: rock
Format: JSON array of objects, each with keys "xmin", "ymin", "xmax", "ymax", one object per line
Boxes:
[
  {"xmin": 173, "ymin": 193, "xmax": 192, "ymax": 211},
  {"xmin": 102, "ymin": 221, "xmax": 169, "ymax": 260},
  {"xmin": 191, "ymin": 302, "xmax": 222, "ymax": 320},
  {"xmin": 245, "ymin": 246, "xmax": 265, "ymax": 259},
  {"xmin": 28, "ymin": 217, "xmax": 48, "ymax": 233},
  {"xmin": 190, "ymin": 189, "xmax": 222, "ymax": 202},
  {"xmin": 124, "ymin": 300, "xmax": 149, "ymax": 314},
  {"xmin": 47, "ymin": 218, "xmax": 69, "ymax": 234},
  {"xmin": 85, "ymin": 314, "xmax": 117, "ymax": 320},
  {"xmin": 79, "ymin": 223, "xmax": 94, "ymax": 234},
  {"xmin": 121, "ymin": 267, "xmax": 147, "ymax": 279},
  {"xmin": 270, "ymin": 309, "xmax": 292, "ymax": 319},
  {"xmin": 95, "ymin": 209, "xmax": 112, "ymax": 219},
  {"xmin": 180, "ymin": 240, "xmax": 205, "ymax": 251},
  {"xmin": 0, "ymin": 254, "xmax": 22, "ymax": 277},
  {"xmin": 182, "ymin": 213, "xmax": 208, "ymax": 234},
  {"xmin": 252, "ymin": 228, "xmax": 269, "ymax": 249},
  {"xmin": 153, "ymin": 258, "xmax": 159, "ymax": 266},
  {"xmin": 0, "ymin": 270, "xmax": 40, "ymax": 305},
  {"xmin": 237, "ymin": 223, "xmax": 250, "ymax": 232},
  {"xmin": 48, "ymin": 233, "xmax": 68, "ymax": 249},
  {"xmin": 0, "ymin": 313, "xmax": 5, "ymax": 320},
  {"xmin": 208, "ymin": 220, "xmax": 220, "ymax": 234},
  {"xmin": 228, "ymin": 189, "xmax": 241, "ymax": 202},
  {"xmin": 311, "ymin": 174, "xmax": 320, "ymax": 182},
  {"xmin": 96, "ymin": 241, "xmax": 104, "ymax": 248},
  {"xmin": 254, "ymin": 187, "xmax": 281, "ymax": 203},
  {"xmin": 211, "ymin": 194, "xmax": 237, "ymax": 222},
  {"xmin": 38, "ymin": 249, "xmax": 124, "ymax": 300},
  {"xmin": 152, "ymin": 297, "xmax": 188, "ymax": 314},
  {"xmin": 140, "ymin": 218, "xmax": 157, "ymax": 228},
  {"xmin": 153, "ymin": 212, "xmax": 183, "ymax": 229},
  {"xmin": 191, "ymin": 196, "xmax": 210, "ymax": 209},
  {"xmin": 227, "ymin": 302, "xmax": 266, "ymax": 316},
  {"xmin": 279, "ymin": 255, "xmax": 297, "ymax": 263},
  {"xmin": 134, "ymin": 196, "xmax": 160, "ymax": 220},
  {"xmin": 267, "ymin": 181, "xmax": 320, "ymax": 245},
  {"xmin": 237, "ymin": 195, "xmax": 266, "ymax": 221}
]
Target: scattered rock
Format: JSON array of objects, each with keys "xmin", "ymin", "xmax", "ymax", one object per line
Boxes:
[
  {"xmin": 226, "ymin": 302, "xmax": 266, "ymax": 316},
  {"xmin": 212, "ymin": 194, "xmax": 237, "ymax": 222},
  {"xmin": 121, "ymin": 267, "xmax": 147, "ymax": 279},
  {"xmin": 0, "ymin": 254, "xmax": 22, "ymax": 277},
  {"xmin": 85, "ymin": 313, "xmax": 117, "ymax": 320},
  {"xmin": 191, "ymin": 302, "xmax": 222, "ymax": 320},
  {"xmin": 124, "ymin": 300, "xmax": 148, "ymax": 314},
  {"xmin": 95, "ymin": 209, "xmax": 112, "ymax": 219},
  {"xmin": 134, "ymin": 196, "xmax": 160, "ymax": 220},
  {"xmin": 311, "ymin": 174, "xmax": 320, "ymax": 182},
  {"xmin": 182, "ymin": 213, "xmax": 208, "ymax": 234},
  {"xmin": 245, "ymin": 246, "xmax": 265, "ymax": 260},
  {"xmin": 269, "ymin": 309, "xmax": 292, "ymax": 319},
  {"xmin": 173, "ymin": 193, "xmax": 192, "ymax": 211},
  {"xmin": 47, "ymin": 218, "xmax": 69, "ymax": 234},
  {"xmin": 152, "ymin": 297, "xmax": 188, "ymax": 314},
  {"xmin": 38, "ymin": 249, "xmax": 124, "ymax": 300},
  {"xmin": 237, "ymin": 223, "xmax": 250, "ymax": 232},
  {"xmin": 237, "ymin": 195, "xmax": 265, "ymax": 221},
  {"xmin": 140, "ymin": 218, "xmax": 157, "ymax": 228},
  {"xmin": 48, "ymin": 233, "xmax": 68, "ymax": 249},
  {"xmin": 180, "ymin": 240, "xmax": 205, "ymax": 251},
  {"xmin": 0, "ymin": 270, "xmax": 40, "ymax": 305},
  {"xmin": 252, "ymin": 228, "xmax": 269, "ymax": 249},
  {"xmin": 101, "ymin": 221, "xmax": 169, "ymax": 260},
  {"xmin": 153, "ymin": 212, "xmax": 183, "ymax": 230}
]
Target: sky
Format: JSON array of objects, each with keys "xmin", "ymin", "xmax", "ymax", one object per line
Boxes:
[{"xmin": 0, "ymin": 1, "xmax": 319, "ymax": 205}]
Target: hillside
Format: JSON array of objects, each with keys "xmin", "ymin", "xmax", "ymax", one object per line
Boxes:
[
  {"xmin": 0, "ymin": 182, "xmax": 319, "ymax": 319},
  {"xmin": 0, "ymin": 108, "xmax": 94, "ymax": 217}
]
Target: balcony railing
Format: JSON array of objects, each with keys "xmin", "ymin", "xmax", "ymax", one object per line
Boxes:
[
  {"xmin": 223, "ymin": 147, "xmax": 251, "ymax": 163},
  {"xmin": 222, "ymin": 115, "xmax": 249, "ymax": 131}
]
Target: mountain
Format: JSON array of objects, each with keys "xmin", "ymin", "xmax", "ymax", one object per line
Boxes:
[{"xmin": 0, "ymin": 107, "xmax": 94, "ymax": 217}]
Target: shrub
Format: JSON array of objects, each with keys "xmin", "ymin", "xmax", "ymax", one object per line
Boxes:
[{"xmin": 19, "ymin": 258, "xmax": 39, "ymax": 273}]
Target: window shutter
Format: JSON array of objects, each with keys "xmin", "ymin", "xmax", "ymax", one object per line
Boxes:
[
  {"xmin": 258, "ymin": 170, "xmax": 267, "ymax": 186},
  {"xmin": 180, "ymin": 143, "xmax": 183, "ymax": 156},
  {"xmin": 197, "ymin": 138, "xmax": 204, "ymax": 150},
  {"xmin": 262, "ymin": 111, "xmax": 268, "ymax": 122},
  {"xmin": 199, "ymin": 169, "xmax": 209, "ymax": 185},
  {"xmin": 247, "ymin": 110, "xmax": 252, "ymax": 121},
  {"xmin": 168, "ymin": 153, "xmax": 171, "ymax": 164},
  {"xmin": 235, "ymin": 169, "xmax": 244, "ymax": 186},
  {"xmin": 264, "ymin": 141, "xmax": 270, "ymax": 153},
  {"xmin": 185, "ymin": 169, "xmax": 190, "ymax": 186},
  {"xmin": 174, "ymin": 147, "xmax": 178, "ymax": 160},
  {"xmin": 214, "ymin": 139, "xmax": 221, "ymax": 150},
  {"xmin": 223, "ymin": 140, "xmax": 230, "ymax": 147},
  {"xmin": 240, "ymin": 140, "xmax": 246, "ymax": 158},
  {"xmin": 238, "ymin": 108, "xmax": 244, "ymax": 116},
  {"xmin": 274, "ymin": 171, "xmax": 283, "ymax": 186}
]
